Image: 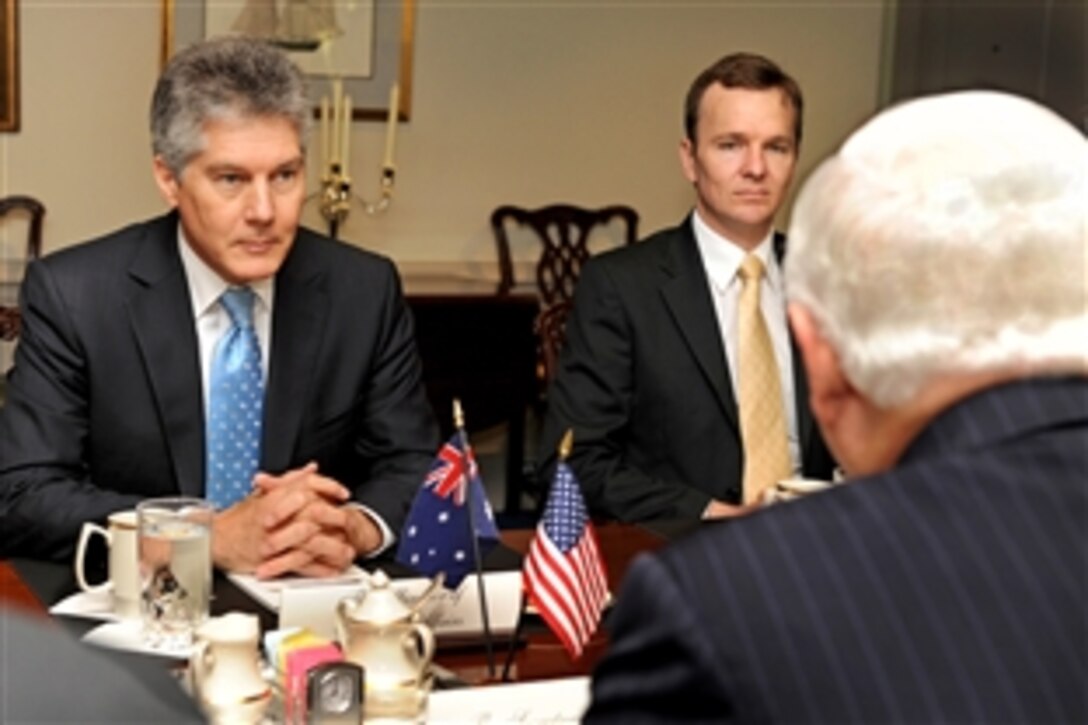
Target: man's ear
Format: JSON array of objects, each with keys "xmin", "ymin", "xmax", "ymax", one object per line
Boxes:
[
  {"xmin": 151, "ymin": 156, "xmax": 180, "ymax": 208},
  {"xmin": 678, "ymin": 138, "xmax": 697, "ymax": 185},
  {"xmin": 788, "ymin": 303, "xmax": 853, "ymax": 432}
]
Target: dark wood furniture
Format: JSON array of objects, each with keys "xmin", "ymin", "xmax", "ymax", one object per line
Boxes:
[
  {"xmin": 490, "ymin": 205, "xmax": 638, "ymax": 417},
  {"xmin": 402, "ymin": 273, "xmax": 539, "ymax": 515},
  {"xmin": 0, "ymin": 195, "xmax": 45, "ymax": 340},
  {"xmin": 490, "ymin": 204, "xmax": 639, "ymax": 305},
  {"xmin": 535, "ymin": 299, "xmax": 573, "ymax": 384}
]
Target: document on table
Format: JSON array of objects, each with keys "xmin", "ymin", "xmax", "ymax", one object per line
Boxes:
[
  {"xmin": 228, "ymin": 568, "xmax": 523, "ymax": 642},
  {"xmin": 426, "ymin": 676, "xmax": 591, "ymax": 723},
  {"xmin": 227, "ymin": 566, "xmax": 368, "ymax": 612}
]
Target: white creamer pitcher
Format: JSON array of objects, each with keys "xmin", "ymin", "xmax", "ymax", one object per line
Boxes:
[{"xmin": 190, "ymin": 612, "xmax": 271, "ymax": 724}]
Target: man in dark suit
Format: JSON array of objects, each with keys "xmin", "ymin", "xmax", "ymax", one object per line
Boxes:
[
  {"xmin": 0, "ymin": 37, "xmax": 438, "ymax": 577},
  {"xmin": 539, "ymin": 53, "xmax": 834, "ymax": 521},
  {"xmin": 586, "ymin": 90, "xmax": 1087, "ymax": 722}
]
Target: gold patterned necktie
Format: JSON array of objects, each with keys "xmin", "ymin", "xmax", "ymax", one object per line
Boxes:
[{"xmin": 737, "ymin": 254, "xmax": 791, "ymax": 504}]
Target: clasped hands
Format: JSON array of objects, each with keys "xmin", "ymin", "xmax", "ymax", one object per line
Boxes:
[{"xmin": 212, "ymin": 462, "xmax": 382, "ymax": 579}]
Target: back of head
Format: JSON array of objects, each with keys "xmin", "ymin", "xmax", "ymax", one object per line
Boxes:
[
  {"xmin": 684, "ymin": 52, "xmax": 804, "ymax": 146},
  {"xmin": 786, "ymin": 91, "xmax": 1087, "ymax": 407},
  {"xmin": 151, "ymin": 35, "xmax": 311, "ymax": 178}
]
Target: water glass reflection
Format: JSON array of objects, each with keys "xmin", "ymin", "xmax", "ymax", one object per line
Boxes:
[{"xmin": 137, "ymin": 496, "xmax": 213, "ymax": 651}]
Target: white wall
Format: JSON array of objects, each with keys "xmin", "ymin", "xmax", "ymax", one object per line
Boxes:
[{"xmin": 1, "ymin": 1, "xmax": 886, "ymax": 268}]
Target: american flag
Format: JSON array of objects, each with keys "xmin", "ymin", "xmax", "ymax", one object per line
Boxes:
[
  {"xmin": 522, "ymin": 461, "xmax": 609, "ymax": 659},
  {"xmin": 395, "ymin": 434, "xmax": 499, "ymax": 589}
]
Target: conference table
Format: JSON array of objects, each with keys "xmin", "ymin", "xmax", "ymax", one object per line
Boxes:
[{"xmin": 0, "ymin": 521, "xmax": 695, "ymax": 692}]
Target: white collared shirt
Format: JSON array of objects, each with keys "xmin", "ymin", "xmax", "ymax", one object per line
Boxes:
[
  {"xmin": 177, "ymin": 231, "xmax": 274, "ymax": 414},
  {"xmin": 690, "ymin": 211, "xmax": 801, "ymax": 476}
]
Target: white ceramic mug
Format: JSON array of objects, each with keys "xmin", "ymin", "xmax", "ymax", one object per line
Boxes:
[{"xmin": 74, "ymin": 510, "xmax": 140, "ymax": 619}]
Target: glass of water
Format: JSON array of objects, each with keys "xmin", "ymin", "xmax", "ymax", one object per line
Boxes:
[{"xmin": 137, "ymin": 496, "xmax": 213, "ymax": 651}]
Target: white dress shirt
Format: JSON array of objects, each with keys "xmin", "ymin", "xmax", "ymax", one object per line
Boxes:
[
  {"xmin": 177, "ymin": 234, "xmax": 273, "ymax": 411},
  {"xmin": 690, "ymin": 212, "xmax": 802, "ymax": 476}
]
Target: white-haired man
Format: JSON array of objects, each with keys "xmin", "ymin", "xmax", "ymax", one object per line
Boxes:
[{"xmin": 585, "ymin": 91, "xmax": 1087, "ymax": 723}]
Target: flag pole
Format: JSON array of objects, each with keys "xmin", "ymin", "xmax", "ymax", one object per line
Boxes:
[
  {"xmin": 500, "ymin": 591, "xmax": 527, "ymax": 682},
  {"xmin": 454, "ymin": 398, "xmax": 496, "ymax": 679}
]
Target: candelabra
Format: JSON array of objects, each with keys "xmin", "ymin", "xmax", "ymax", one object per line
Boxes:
[
  {"xmin": 318, "ymin": 162, "xmax": 395, "ymax": 239},
  {"xmin": 314, "ymin": 79, "xmax": 400, "ymax": 239}
]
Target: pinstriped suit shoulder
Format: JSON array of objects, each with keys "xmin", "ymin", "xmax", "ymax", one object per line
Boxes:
[{"xmin": 587, "ymin": 376, "xmax": 1088, "ymax": 723}]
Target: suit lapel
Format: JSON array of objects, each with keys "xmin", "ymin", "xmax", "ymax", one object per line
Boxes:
[
  {"xmin": 126, "ymin": 213, "xmax": 205, "ymax": 497},
  {"xmin": 261, "ymin": 235, "xmax": 327, "ymax": 473},
  {"xmin": 658, "ymin": 222, "xmax": 740, "ymax": 432}
]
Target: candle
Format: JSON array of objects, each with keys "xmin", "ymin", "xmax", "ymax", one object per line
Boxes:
[
  {"xmin": 331, "ymin": 78, "xmax": 344, "ymax": 166},
  {"xmin": 319, "ymin": 95, "xmax": 330, "ymax": 171},
  {"xmin": 341, "ymin": 94, "xmax": 352, "ymax": 174},
  {"xmin": 383, "ymin": 83, "xmax": 400, "ymax": 169}
]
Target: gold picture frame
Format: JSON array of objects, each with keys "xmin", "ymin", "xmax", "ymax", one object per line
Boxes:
[
  {"xmin": 161, "ymin": 0, "xmax": 414, "ymax": 121},
  {"xmin": 0, "ymin": 0, "xmax": 19, "ymax": 133}
]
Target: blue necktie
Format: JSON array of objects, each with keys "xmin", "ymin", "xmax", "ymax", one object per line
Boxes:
[{"xmin": 205, "ymin": 287, "xmax": 263, "ymax": 509}]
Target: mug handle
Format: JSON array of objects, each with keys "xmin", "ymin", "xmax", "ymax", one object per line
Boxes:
[
  {"xmin": 404, "ymin": 623, "xmax": 436, "ymax": 672},
  {"xmin": 74, "ymin": 522, "xmax": 112, "ymax": 594},
  {"xmin": 189, "ymin": 639, "xmax": 213, "ymax": 702}
]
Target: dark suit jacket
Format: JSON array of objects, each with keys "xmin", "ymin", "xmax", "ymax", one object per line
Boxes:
[
  {"xmin": 0, "ymin": 608, "xmax": 202, "ymax": 721},
  {"xmin": 0, "ymin": 211, "xmax": 438, "ymax": 561},
  {"xmin": 538, "ymin": 218, "xmax": 834, "ymax": 521},
  {"xmin": 586, "ymin": 376, "xmax": 1088, "ymax": 723}
]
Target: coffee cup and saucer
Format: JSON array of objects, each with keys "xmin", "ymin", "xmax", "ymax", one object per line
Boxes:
[
  {"xmin": 66, "ymin": 509, "xmax": 141, "ymax": 621},
  {"xmin": 761, "ymin": 477, "xmax": 836, "ymax": 506}
]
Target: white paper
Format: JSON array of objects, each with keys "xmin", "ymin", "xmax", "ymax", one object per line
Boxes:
[
  {"xmin": 227, "ymin": 565, "xmax": 368, "ymax": 611},
  {"xmin": 81, "ymin": 620, "xmax": 193, "ymax": 660},
  {"xmin": 426, "ymin": 676, "xmax": 591, "ymax": 723},
  {"xmin": 268, "ymin": 570, "xmax": 522, "ymax": 642},
  {"xmin": 411, "ymin": 571, "xmax": 522, "ymax": 638},
  {"xmin": 278, "ymin": 582, "xmax": 369, "ymax": 641},
  {"xmin": 49, "ymin": 589, "xmax": 121, "ymax": 622}
]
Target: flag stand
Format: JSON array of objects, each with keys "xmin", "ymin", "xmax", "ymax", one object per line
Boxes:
[
  {"xmin": 454, "ymin": 399, "xmax": 496, "ymax": 679},
  {"xmin": 500, "ymin": 593, "xmax": 529, "ymax": 682}
]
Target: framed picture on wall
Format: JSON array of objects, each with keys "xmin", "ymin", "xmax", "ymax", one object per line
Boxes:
[
  {"xmin": 161, "ymin": 0, "xmax": 415, "ymax": 121},
  {"xmin": 0, "ymin": 0, "xmax": 19, "ymax": 133}
]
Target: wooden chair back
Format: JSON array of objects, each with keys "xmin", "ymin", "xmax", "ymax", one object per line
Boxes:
[
  {"xmin": 0, "ymin": 195, "xmax": 45, "ymax": 341},
  {"xmin": 490, "ymin": 204, "xmax": 638, "ymax": 306}
]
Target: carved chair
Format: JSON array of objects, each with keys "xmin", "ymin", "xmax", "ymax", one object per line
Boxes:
[
  {"xmin": 535, "ymin": 299, "xmax": 573, "ymax": 386},
  {"xmin": 0, "ymin": 196, "xmax": 45, "ymax": 341},
  {"xmin": 490, "ymin": 203, "xmax": 639, "ymax": 306}
]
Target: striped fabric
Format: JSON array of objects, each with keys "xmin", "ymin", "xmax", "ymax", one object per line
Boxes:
[
  {"xmin": 523, "ymin": 461, "xmax": 609, "ymax": 659},
  {"xmin": 587, "ymin": 377, "xmax": 1088, "ymax": 723}
]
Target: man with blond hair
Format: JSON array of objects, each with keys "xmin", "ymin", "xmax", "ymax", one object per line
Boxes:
[{"xmin": 586, "ymin": 90, "xmax": 1087, "ymax": 722}]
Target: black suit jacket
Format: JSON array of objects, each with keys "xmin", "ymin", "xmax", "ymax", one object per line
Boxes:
[
  {"xmin": 0, "ymin": 608, "xmax": 202, "ymax": 721},
  {"xmin": 539, "ymin": 218, "xmax": 834, "ymax": 521},
  {"xmin": 586, "ymin": 376, "xmax": 1088, "ymax": 723},
  {"xmin": 0, "ymin": 211, "xmax": 438, "ymax": 560}
]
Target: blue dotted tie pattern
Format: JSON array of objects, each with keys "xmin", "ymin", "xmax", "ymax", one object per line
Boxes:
[{"xmin": 205, "ymin": 287, "xmax": 263, "ymax": 509}]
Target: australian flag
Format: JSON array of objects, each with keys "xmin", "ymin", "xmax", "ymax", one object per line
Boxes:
[{"xmin": 395, "ymin": 434, "xmax": 500, "ymax": 589}]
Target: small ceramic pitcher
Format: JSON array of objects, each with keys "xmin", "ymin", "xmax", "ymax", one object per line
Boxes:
[
  {"xmin": 336, "ymin": 570, "xmax": 438, "ymax": 719},
  {"xmin": 190, "ymin": 612, "xmax": 271, "ymax": 724}
]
